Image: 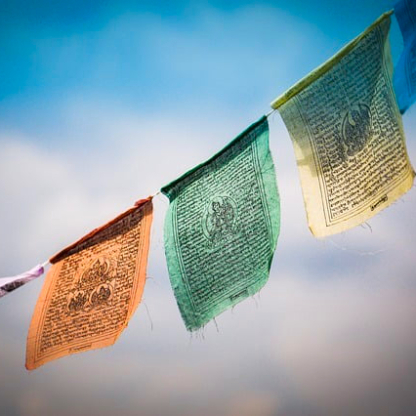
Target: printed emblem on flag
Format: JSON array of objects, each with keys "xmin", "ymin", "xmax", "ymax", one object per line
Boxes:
[
  {"xmin": 271, "ymin": 13, "xmax": 415, "ymax": 237},
  {"xmin": 162, "ymin": 117, "xmax": 280, "ymax": 331},
  {"xmin": 26, "ymin": 198, "xmax": 153, "ymax": 370}
]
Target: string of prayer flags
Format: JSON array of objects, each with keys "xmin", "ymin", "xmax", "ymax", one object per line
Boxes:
[
  {"xmin": 26, "ymin": 197, "xmax": 153, "ymax": 370},
  {"xmin": 0, "ymin": 264, "xmax": 45, "ymax": 299},
  {"xmin": 271, "ymin": 12, "xmax": 415, "ymax": 237},
  {"xmin": 394, "ymin": 0, "xmax": 416, "ymax": 113},
  {"xmin": 161, "ymin": 117, "xmax": 280, "ymax": 331}
]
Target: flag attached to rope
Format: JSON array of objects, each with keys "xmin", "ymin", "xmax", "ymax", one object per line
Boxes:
[
  {"xmin": 394, "ymin": 0, "xmax": 416, "ymax": 113},
  {"xmin": 26, "ymin": 197, "xmax": 153, "ymax": 370},
  {"xmin": 0, "ymin": 264, "xmax": 45, "ymax": 299},
  {"xmin": 271, "ymin": 12, "xmax": 415, "ymax": 237},
  {"xmin": 161, "ymin": 117, "xmax": 280, "ymax": 331}
]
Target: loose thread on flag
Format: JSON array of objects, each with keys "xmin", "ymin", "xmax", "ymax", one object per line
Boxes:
[
  {"xmin": 326, "ymin": 238, "xmax": 386, "ymax": 256},
  {"xmin": 161, "ymin": 116, "xmax": 280, "ymax": 331},
  {"xmin": 271, "ymin": 12, "xmax": 415, "ymax": 237},
  {"xmin": 142, "ymin": 301, "xmax": 154, "ymax": 331}
]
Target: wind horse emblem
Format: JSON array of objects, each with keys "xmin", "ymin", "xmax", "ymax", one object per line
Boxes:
[
  {"xmin": 202, "ymin": 195, "xmax": 239, "ymax": 247},
  {"xmin": 341, "ymin": 102, "xmax": 372, "ymax": 158},
  {"xmin": 67, "ymin": 258, "xmax": 116, "ymax": 313}
]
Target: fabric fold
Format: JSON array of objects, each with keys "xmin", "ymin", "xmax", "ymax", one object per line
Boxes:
[{"xmin": 0, "ymin": 264, "xmax": 45, "ymax": 299}]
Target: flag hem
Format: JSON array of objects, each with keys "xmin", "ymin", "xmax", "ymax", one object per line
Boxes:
[{"xmin": 270, "ymin": 11, "xmax": 393, "ymax": 109}]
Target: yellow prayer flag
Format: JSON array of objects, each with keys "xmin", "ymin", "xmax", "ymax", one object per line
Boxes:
[{"xmin": 272, "ymin": 13, "xmax": 415, "ymax": 237}]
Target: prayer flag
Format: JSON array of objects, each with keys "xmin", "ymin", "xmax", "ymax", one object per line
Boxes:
[
  {"xmin": 394, "ymin": 0, "xmax": 416, "ymax": 113},
  {"xmin": 26, "ymin": 197, "xmax": 153, "ymax": 370},
  {"xmin": 0, "ymin": 264, "xmax": 45, "ymax": 299},
  {"xmin": 271, "ymin": 13, "xmax": 415, "ymax": 237},
  {"xmin": 161, "ymin": 117, "xmax": 280, "ymax": 331}
]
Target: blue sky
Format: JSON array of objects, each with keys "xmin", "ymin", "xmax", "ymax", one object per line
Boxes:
[
  {"xmin": 1, "ymin": 1, "xmax": 416, "ymax": 415},
  {"xmin": 0, "ymin": 0, "xmax": 399, "ymax": 137}
]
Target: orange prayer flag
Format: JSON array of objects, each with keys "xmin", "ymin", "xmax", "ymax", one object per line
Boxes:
[{"xmin": 26, "ymin": 197, "xmax": 153, "ymax": 370}]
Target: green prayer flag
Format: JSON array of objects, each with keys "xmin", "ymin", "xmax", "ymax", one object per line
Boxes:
[{"xmin": 161, "ymin": 117, "xmax": 280, "ymax": 331}]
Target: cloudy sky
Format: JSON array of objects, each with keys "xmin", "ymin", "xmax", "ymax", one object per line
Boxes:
[{"xmin": 1, "ymin": 0, "xmax": 416, "ymax": 415}]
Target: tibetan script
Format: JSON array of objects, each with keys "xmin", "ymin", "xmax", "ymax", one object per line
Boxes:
[
  {"xmin": 161, "ymin": 117, "xmax": 280, "ymax": 331},
  {"xmin": 26, "ymin": 198, "xmax": 153, "ymax": 370},
  {"xmin": 271, "ymin": 13, "xmax": 414, "ymax": 237}
]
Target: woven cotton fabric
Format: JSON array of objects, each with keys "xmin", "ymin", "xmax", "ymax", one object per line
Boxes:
[
  {"xmin": 26, "ymin": 198, "xmax": 153, "ymax": 370},
  {"xmin": 272, "ymin": 13, "xmax": 414, "ymax": 237},
  {"xmin": 394, "ymin": 0, "xmax": 416, "ymax": 113},
  {"xmin": 161, "ymin": 117, "xmax": 280, "ymax": 331}
]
